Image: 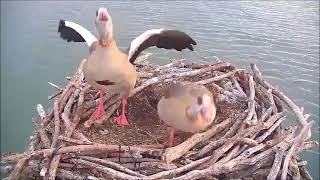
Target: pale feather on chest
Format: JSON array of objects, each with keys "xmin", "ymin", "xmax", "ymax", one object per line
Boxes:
[{"xmin": 158, "ymin": 97, "xmax": 199, "ymax": 133}]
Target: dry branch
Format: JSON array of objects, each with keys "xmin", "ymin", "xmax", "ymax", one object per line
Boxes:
[{"xmin": 162, "ymin": 118, "xmax": 231, "ymax": 163}]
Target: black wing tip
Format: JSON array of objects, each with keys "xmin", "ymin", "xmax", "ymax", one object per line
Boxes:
[
  {"xmin": 58, "ymin": 19, "xmax": 66, "ymax": 33},
  {"xmin": 191, "ymin": 38, "xmax": 197, "ymax": 45},
  {"xmin": 166, "ymin": 29, "xmax": 197, "ymax": 50},
  {"xmin": 57, "ymin": 19, "xmax": 86, "ymax": 43}
]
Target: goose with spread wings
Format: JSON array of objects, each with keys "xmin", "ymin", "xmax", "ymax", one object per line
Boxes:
[{"xmin": 58, "ymin": 7, "xmax": 197, "ymax": 126}]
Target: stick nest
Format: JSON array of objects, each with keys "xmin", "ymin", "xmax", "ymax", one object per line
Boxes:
[{"xmin": 1, "ymin": 56, "xmax": 319, "ymax": 180}]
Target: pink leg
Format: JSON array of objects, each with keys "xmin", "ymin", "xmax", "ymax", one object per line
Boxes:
[
  {"xmin": 116, "ymin": 98, "xmax": 129, "ymax": 126},
  {"xmin": 91, "ymin": 90, "xmax": 105, "ymax": 119},
  {"xmin": 164, "ymin": 127, "xmax": 175, "ymax": 147}
]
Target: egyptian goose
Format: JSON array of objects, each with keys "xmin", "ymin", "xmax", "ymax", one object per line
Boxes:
[
  {"xmin": 157, "ymin": 81, "xmax": 217, "ymax": 146},
  {"xmin": 58, "ymin": 7, "xmax": 197, "ymax": 125}
]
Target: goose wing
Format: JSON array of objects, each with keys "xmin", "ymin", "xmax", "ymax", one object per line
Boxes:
[
  {"xmin": 58, "ymin": 19, "xmax": 97, "ymax": 47},
  {"xmin": 128, "ymin": 29, "xmax": 197, "ymax": 64}
]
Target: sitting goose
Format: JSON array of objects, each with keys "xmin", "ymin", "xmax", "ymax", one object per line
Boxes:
[
  {"xmin": 58, "ymin": 7, "xmax": 197, "ymax": 125},
  {"xmin": 157, "ymin": 81, "xmax": 217, "ymax": 146}
]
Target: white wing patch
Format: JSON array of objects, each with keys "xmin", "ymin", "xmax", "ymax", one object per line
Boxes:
[
  {"xmin": 128, "ymin": 28, "xmax": 164, "ymax": 61},
  {"xmin": 64, "ymin": 21, "xmax": 98, "ymax": 47}
]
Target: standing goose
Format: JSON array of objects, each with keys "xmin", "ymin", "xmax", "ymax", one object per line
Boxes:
[
  {"xmin": 58, "ymin": 7, "xmax": 197, "ymax": 125},
  {"xmin": 157, "ymin": 81, "xmax": 217, "ymax": 146}
]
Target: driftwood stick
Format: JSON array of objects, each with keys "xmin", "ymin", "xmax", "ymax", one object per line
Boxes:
[
  {"xmin": 36, "ymin": 105, "xmax": 52, "ymax": 149},
  {"xmin": 289, "ymin": 157, "xmax": 301, "ymax": 180},
  {"xmin": 93, "ymin": 101, "xmax": 121, "ymax": 126},
  {"xmin": 48, "ymin": 76, "xmax": 85, "ymax": 180},
  {"xmin": 298, "ymin": 140, "xmax": 319, "ymax": 152},
  {"xmin": 281, "ymin": 121, "xmax": 314, "ymax": 180},
  {"xmin": 194, "ymin": 139, "xmax": 228, "ymax": 159},
  {"xmin": 132, "ymin": 62, "xmax": 231, "ymax": 95},
  {"xmin": 61, "ymin": 112, "xmax": 71, "ymax": 131},
  {"xmin": 77, "ymin": 156, "xmax": 146, "ymax": 177},
  {"xmin": 256, "ymin": 116, "xmax": 286, "ymax": 143},
  {"xmin": 48, "ymin": 90, "xmax": 63, "ymax": 100},
  {"xmin": 251, "ymin": 64, "xmax": 307, "ymax": 126},
  {"xmin": 73, "ymin": 132, "xmax": 92, "ymax": 144},
  {"xmin": 218, "ymin": 144, "xmax": 240, "ymax": 163},
  {"xmin": 58, "ymin": 136, "xmax": 93, "ymax": 145},
  {"xmin": 67, "ymin": 85, "xmax": 86, "ymax": 137},
  {"xmin": 299, "ymin": 165, "xmax": 313, "ymax": 180},
  {"xmin": 7, "ymin": 132, "xmax": 38, "ymax": 180},
  {"xmin": 51, "ymin": 101, "xmax": 60, "ymax": 149},
  {"xmin": 267, "ymin": 89, "xmax": 277, "ymax": 114},
  {"xmin": 244, "ymin": 75, "xmax": 256, "ymax": 125},
  {"xmin": 58, "ymin": 86, "xmax": 75, "ymax": 113},
  {"xmin": 148, "ymin": 157, "xmax": 210, "ymax": 179},
  {"xmin": 27, "ymin": 161, "xmax": 86, "ymax": 180},
  {"xmin": 48, "ymin": 82, "xmax": 63, "ymax": 91},
  {"xmin": 231, "ymin": 75, "xmax": 246, "ymax": 97},
  {"xmin": 105, "ymin": 157, "xmax": 161, "ymax": 163},
  {"xmin": 36, "ymin": 104, "xmax": 46, "ymax": 120},
  {"xmin": 197, "ymin": 69, "xmax": 242, "ymax": 85},
  {"xmin": 69, "ymin": 158, "xmax": 142, "ymax": 180},
  {"xmin": 4, "ymin": 144, "xmax": 164, "ymax": 160},
  {"xmin": 38, "ymin": 129, "xmax": 51, "ymax": 149},
  {"xmin": 267, "ymin": 145, "xmax": 286, "ymax": 180},
  {"xmin": 162, "ymin": 118, "xmax": 231, "ymax": 163},
  {"xmin": 199, "ymin": 143, "xmax": 234, "ymax": 169}
]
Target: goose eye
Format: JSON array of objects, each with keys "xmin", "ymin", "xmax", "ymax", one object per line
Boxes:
[{"xmin": 197, "ymin": 96, "xmax": 203, "ymax": 105}]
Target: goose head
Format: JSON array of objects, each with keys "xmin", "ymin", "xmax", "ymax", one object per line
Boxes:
[
  {"xmin": 189, "ymin": 94, "xmax": 215, "ymax": 124},
  {"xmin": 95, "ymin": 7, "xmax": 113, "ymax": 40}
]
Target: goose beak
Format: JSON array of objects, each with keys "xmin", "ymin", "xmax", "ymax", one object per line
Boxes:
[
  {"xmin": 201, "ymin": 106, "xmax": 209, "ymax": 122},
  {"xmin": 96, "ymin": 8, "xmax": 109, "ymax": 22}
]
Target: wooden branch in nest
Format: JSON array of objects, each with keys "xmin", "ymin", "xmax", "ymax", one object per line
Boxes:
[
  {"xmin": 7, "ymin": 132, "xmax": 38, "ymax": 180},
  {"xmin": 58, "ymin": 136, "xmax": 93, "ymax": 145},
  {"xmin": 281, "ymin": 121, "xmax": 314, "ymax": 180},
  {"xmin": 298, "ymin": 140, "xmax": 319, "ymax": 152},
  {"xmin": 162, "ymin": 118, "xmax": 231, "ymax": 163},
  {"xmin": 3, "ymin": 144, "xmax": 164, "ymax": 161},
  {"xmin": 48, "ymin": 90, "xmax": 63, "ymax": 100},
  {"xmin": 51, "ymin": 101, "xmax": 60, "ymax": 149},
  {"xmin": 77, "ymin": 156, "xmax": 146, "ymax": 177},
  {"xmin": 251, "ymin": 64, "xmax": 308, "ymax": 126},
  {"xmin": 131, "ymin": 62, "xmax": 231, "ymax": 95},
  {"xmin": 148, "ymin": 157, "xmax": 210, "ymax": 179},
  {"xmin": 244, "ymin": 75, "xmax": 256, "ymax": 125},
  {"xmin": 197, "ymin": 69, "xmax": 242, "ymax": 85},
  {"xmin": 69, "ymin": 158, "xmax": 143, "ymax": 180}
]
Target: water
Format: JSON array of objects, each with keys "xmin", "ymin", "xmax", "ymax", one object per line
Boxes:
[{"xmin": 1, "ymin": 1, "xmax": 319, "ymax": 178}]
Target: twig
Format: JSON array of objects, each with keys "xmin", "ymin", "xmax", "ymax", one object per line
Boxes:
[
  {"xmin": 244, "ymin": 75, "xmax": 256, "ymax": 125},
  {"xmin": 7, "ymin": 132, "xmax": 38, "ymax": 180},
  {"xmin": 48, "ymin": 82, "xmax": 63, "ymax": 91},
  {"xmin": 197, "ymin": 69, "xmax": 242, "ymax": 85},
  {"xmin": 58, "ymin": 136, "xmax": 93, "ymax": 145},
  {"xmin": 251, "ymin": 64, "xmax": 307, "ymax": 126},
  {"xmin": 78, "ymin": 156, "xmax": 146, "ymax": 177},
  {"xmin": 69, "ymin": 158, "xmax": 143, "ymax": 179},
  {"xmin": 281, "ymin": 121, "xmax": 314, "ymax": 180},
  {"xmin": 51, "ymin": 100, "xmax": 60, "ymax": 149},
  {"xmin": 48, "ymin": 90, "xmax": 63, "ymax": 100},
  {"xmin": 132, "ymin": 62, "xmax": 231, "ymax": 95},
  {"xmin": 162, "ymin": 118, "xmax": 231, "ymax": 163}
]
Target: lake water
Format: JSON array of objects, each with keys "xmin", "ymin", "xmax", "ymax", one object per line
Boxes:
[{"xmin": 1, "ymin": 1, "xmax": 319, "ymax": 178}]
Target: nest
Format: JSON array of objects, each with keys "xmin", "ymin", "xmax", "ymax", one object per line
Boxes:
[{"xmin": 1, "ymin": 56, "xmax": 318, "ymax": 180}]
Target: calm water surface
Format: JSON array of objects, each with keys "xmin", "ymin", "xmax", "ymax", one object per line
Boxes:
[{"xmin": 1, "ymin": 1, "xmax": 319, "ymax": 178}]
